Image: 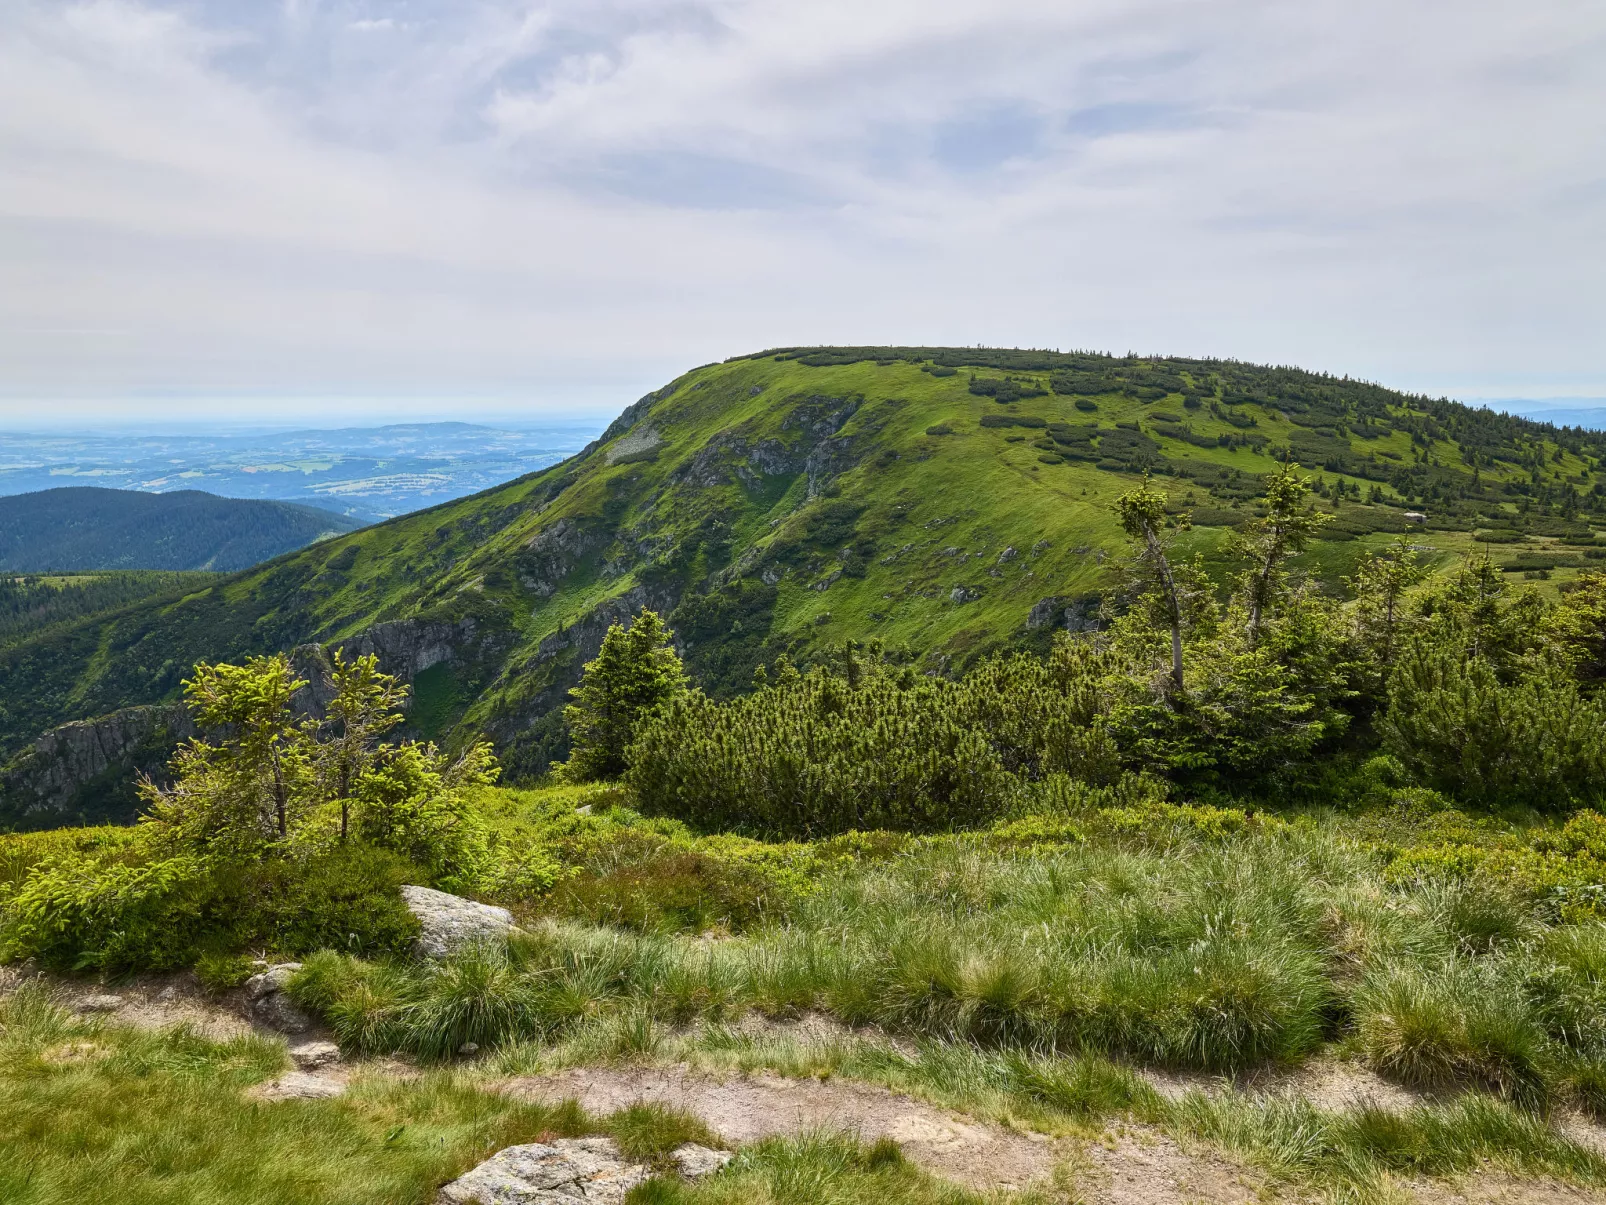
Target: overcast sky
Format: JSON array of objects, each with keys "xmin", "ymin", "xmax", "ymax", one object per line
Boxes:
[{"xmin": 1, "ymin": 0, "xmax": 1603, "ymax": 425}]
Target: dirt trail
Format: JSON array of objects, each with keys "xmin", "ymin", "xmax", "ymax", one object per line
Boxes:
[
  {"xmin": 9, "ymin": 970, "xmax": 1606, "ymax": 1201},
  {"xmin": 504, "ymin": 1065, "xmax": 1062, "ymax": 1192}
]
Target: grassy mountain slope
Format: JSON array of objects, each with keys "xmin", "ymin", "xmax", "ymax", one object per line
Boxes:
[
  {"xmin": 0, "ymin": 487, "xmax": 361, "ymax": 572},
  {"xmin": 3, "ymin": 347, "xmax": 1605, "ymax": 782}
]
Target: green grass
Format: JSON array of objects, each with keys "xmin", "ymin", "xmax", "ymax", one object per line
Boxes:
[
  {"xmin": 0, "ymin": 984, "xmax": 589, "ymax": 1204},
  {"xmin": 285, "ymin": 803, "xmax": 1606, "ymax": 1113},
  {"xmin": 4, "ymin": 346, "xmax": 1591, "ymax": 782},
  {"xmin": 0, "ymin": 984, "xmax": 1021, "ymax": 1205}
]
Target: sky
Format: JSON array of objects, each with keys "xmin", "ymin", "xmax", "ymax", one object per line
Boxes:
[{"xmin": 1, "ymin": 0, "xmax": 1603, "ymax": 427}]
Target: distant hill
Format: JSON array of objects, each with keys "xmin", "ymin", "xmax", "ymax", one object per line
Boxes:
[
  {"xmin": 0, "ymin": 488, "xmax": 363, "ymax": 572},
  {"xmin": 5, "ymin": 345, "xmax": 1606, "ymax": 822}
]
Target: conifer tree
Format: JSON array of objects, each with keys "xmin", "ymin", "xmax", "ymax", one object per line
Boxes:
[
  {"xmin": 321, "ymin": 650, "xmax": 409, "ymax": 840},
  {"xmin": 1236, "ymin": 463, "xmax": 1331, "ymax": 646},
  {"xmin": 1345, "ymin": 538, "xmax": 1426, "ymax": 669},
  {"xmin": 1115, "ymin": 479, "xmax": 1190, "ymax": 694},
  {"xmin": 149, "ymin": 654, "xmax": 310, "ymax": 846},
  {"xmin": 562, "ymin": 609, "xmax": 687, "ymax": 781}
]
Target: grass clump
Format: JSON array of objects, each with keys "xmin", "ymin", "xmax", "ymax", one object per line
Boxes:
[
  {"xmin": 0, "ymin": 984, "xmax": 597, "ymax": 1205},
  {"xmin": 626, "ymin": 1132, "xmax": 996, "ymax": 1205}
]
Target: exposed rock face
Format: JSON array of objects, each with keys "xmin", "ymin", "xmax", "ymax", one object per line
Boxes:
[
  {"xmin": 1026, "ymin": 596, "xmax": 1101, "ymax": 632},
  {"xmin": 336, "ymin": 617, "xmax": 498, "ymax": 682},
  {"xmin": 401, "ymin": 885, "xmax": 514, "ymax": 959},
  {"xmin": 517, "ymin": 518, "xmax": 604, "ymax": 598},
  {"xmin": 0, "ymin": 703, "xmax": 195, "ymax": 831},
  {"xmin": 436, "ymin": 1138, "xmax": 649, "ymax": 1205}
]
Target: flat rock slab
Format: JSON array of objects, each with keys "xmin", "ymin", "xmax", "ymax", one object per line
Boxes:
[
  {"xmin": 402, "ymin": 884, "xmax": 514, "ymax": 959},
  {"xmin": 502, "ymin": 1067, "xmax": 1058, "ymax": 1192},
  {"xmin": 247, "ymin": 1071, "xmax": 348, "ymax": 1102},
  {"xmin": 436, "ymin": 1137, "xmax": 648, "ymax": 1204}
]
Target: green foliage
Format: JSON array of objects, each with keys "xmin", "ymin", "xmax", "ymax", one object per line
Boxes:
[
  {"xmin": 145, "ymin": 654, "xmax": 312, "ymax": 849},
  {"xmin": 1382, "ymin": 624, "xmax": 1606, "ymax": 809},
  {"xmin": 0, "ymin": 984, "xmax": 631, "ymax": 1205},
  {"xmin": 563, "ymin": 610, "xmax": 687, "ymax": 782},
  {"xmin": 627, "ymin": 656, "xmax": 1016, "ymax": 837}
]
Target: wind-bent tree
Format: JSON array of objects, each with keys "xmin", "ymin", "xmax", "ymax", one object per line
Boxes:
[
  {"xmin": 1237, "ymin": 463, "xmax": 1331, "ymax": 646},
  {"xmin": 1115, "ymin": 479, "xmax": 1190, "ymax": 695},
  {"xmin": 563, "ymin": 609, "xmax": 687, "ymax": 781},
  {"xmin": 321, "ymin": 650, "xmax": 409, "ymax": 840}
]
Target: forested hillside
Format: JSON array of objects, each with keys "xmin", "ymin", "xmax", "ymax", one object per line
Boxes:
[
  {"xmin": 3, "ymin": 347, "xmax": 1605, "ymax": 791},
  {"xmin": 0, "ymin": 487, "xmax": 360, "ymax": 572}
]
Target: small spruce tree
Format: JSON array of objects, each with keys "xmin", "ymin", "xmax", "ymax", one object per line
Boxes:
[
  {"xmin": 562, "ymin": 609, "xmax": 686, "ymax": 781},
  {"xmin": 1115, "ymin": 479, "xmax": 1191, "ymax": 694}
]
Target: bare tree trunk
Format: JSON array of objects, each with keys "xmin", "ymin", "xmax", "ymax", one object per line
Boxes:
[{"xmin": 1147, "ymin": 530, "xmax": 1185, "ymax": 694}]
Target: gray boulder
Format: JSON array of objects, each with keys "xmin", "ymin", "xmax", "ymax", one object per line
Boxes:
[
  {"xmin": 402, "ymin": 884, "xmax": 514, "ymax": 960},
  {"xmin": 671, "ymin": 1144, "xmax": 733, "ymax": 1178},
  {"xmin": 244, "ymin": 962, "xmax": 312, "ymax": 1033},
  {"xmin": 436, "ymin": 1137, "xmax": 648, "ymax": 1204}
]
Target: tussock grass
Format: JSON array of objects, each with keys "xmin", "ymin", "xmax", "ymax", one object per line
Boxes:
[
  {"xmin": 0, "ymin": 985, "xmax": 594, "ymax": 1205},
  {"xmin": 625, "ymin": 1132, "xmax": 1009, "ymax": 1205}
]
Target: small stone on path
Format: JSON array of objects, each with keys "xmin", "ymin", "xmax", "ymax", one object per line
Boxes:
[
  {"xmin": 73, "ymin": 994, "xmax": 125, "ymax": 1013},
  {"xmin": 248, "ymin": 1071, "xmax": 347, "ymax": 1101},
  {"xmin": 289, "ymin": 1041, "xmax": 341, "ymax": 1070},
  {"xmin": 671, "ymin": 1144, "xmax": 733, "ymax": 1178}
]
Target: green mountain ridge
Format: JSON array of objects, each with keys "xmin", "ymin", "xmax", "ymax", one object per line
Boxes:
[
  {"xmin": 0, "ymin": 487, "xmax": 362, "ymax": 572},
  {"xmin": 4, "ymin": 346, "xmax": 1606, "ymax": 827}
]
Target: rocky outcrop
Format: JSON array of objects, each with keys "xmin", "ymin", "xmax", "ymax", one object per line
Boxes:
[
  {"xmin": 401, "ymin": 885, "xmax": 514, "ymax": 959},
  {"xmin": 516, "ymin": 518, "xmax": 604, "ymax": 598},
  {"xmin": 436, "ymin": 1137, "xmax": 729, "ymax": 1205},
  {"xmin": 0, "ymin": 703, "xmax": 196, "ymax": 830},
  {"xmin": 1026, "ymin": 596, "xmax": 1101, "ymax": 632}
]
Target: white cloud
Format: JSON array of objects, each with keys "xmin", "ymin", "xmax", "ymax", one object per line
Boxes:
[{"xmin": 0, "ymin": 0, "xmax": 1602, "ymax": 421}]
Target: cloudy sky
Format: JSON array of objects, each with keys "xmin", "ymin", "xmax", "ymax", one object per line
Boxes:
[{"xmin": 1, "ymin": 0, "xmax": 1602, "ymax": 425}]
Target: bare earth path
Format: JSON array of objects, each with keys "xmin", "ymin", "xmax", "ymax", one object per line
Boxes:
[
  {"xmin": 10, "ymin": 969, "xmax": 1606, "ymax": 1202},
  {"xmin": 504, "ymin": 1065, "xmax": 1065, "ymax": 1192}
]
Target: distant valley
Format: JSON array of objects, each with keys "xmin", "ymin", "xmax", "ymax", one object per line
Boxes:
[{"xmin": 0, "ymin": 420, "xmax": 602, "ymax": 522}]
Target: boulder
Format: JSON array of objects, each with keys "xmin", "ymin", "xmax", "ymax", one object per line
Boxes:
[
  {"xmin": 244, "ymin": 963, "xmax": 301, "ymax": 1001},
  {"xmin": 436, "ymin": 1137, "xmax": 648, "ymax": 1204},
  {"xmin": 252, "ymin": 991, "xmax": 313, "ymax": 1034},
  {"xmin": 671, "ymin": 1144, "xmax": 733, "ymax": 1178},
  {"xmin": 244, "ymin": 962, "xmax": 312, "ymax": 1033},
  {"xmin": 401, "ymin": 885, "xmax": 514, "ymax": 960}
]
